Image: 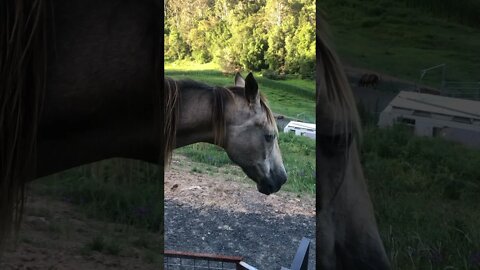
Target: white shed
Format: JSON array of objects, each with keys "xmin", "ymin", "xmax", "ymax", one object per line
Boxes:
[
  {"xmin": 283, "ymin": 121, "xmax": 316, "ymax": 139},
  {"xmin": 378, "ymin": 91, "xmax": 480, "ymax": 148}
]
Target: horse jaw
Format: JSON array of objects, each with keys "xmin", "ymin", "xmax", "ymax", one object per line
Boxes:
[{"xmin": 227, "ymin": 138, "xmax": 287, "ymax": 195}]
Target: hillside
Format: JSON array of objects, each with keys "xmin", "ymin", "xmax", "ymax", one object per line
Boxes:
[
  {"xmin": 319, "ymin": 2, "xmax": 480, "ymax": 269},
  {"xmin": 318, "ymin": 0, "xmax": 480, "ymax": 88},
  {"xmin": 165, "ymin": 61, "xmax": 316, "ymax": 122}
]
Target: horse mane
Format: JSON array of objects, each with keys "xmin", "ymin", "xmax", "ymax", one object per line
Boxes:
[
  {"xmin": 164, "ymin": 78, "xmax": 180, "ymax": 166},
  {"xmin": 0, "ymin": 0, "xmax": 48, "ymax": 248},
  {"xmin": 317, "ymin": 16, "xmax": 362, "ymax": 141},
  {"xmin": 163, "ymin": 77, "xmax": 276, "ymax": 166},
  {"xmin": 317, "ymin": 14, "xmax": 365, "ymax": 209}
]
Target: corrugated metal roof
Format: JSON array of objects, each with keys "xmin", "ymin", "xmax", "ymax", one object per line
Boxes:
[
  {"xmin": 388, "ymin": 91, "xmax": 480, "ymax": 119},
  {"xmin": 285, "ymin": 121, "xmax": 316, "ymax": 130}
]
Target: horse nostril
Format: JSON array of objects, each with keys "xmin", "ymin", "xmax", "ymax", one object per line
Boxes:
[
  {"xmin": 272, "ymin": 169, "xmax": 287, "ymax": 185},
  {"xmin": 280, "ymin": 168, "xmax": 287, "ymax": 184},
  {"xmin": 280, "ymin": 173, "xmax": 287, "ymax": 184}
]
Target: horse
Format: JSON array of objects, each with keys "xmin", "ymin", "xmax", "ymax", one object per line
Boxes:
[
  {"xmin": 358, "ymin": 74, "xmax": 370, "ymax": 87},
  {"xmin": 359, "ymin": 73, "xmax": 380, "ymax": 88},
  {"xmin": 317, "ymin": 16, "xmax": 391, "ymax": 269},
  {"xmin": 0, "ymin": 1, "xmax": 287, "ymax": 252},
  {"xmin": 368, "ymin": 74, "xmax": 380, "ymax": 88},
  {"xmin": 164, "ymin": 73, "xmax": 287, "ymax": 195},
  {"xmin": 1, "ymin": 0, "xmax": 163, "ymax": 250}
]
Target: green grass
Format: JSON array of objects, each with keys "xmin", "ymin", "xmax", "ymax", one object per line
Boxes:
[
  {"xmin": 33, "ymin": 159, "xmax": 163, "ymax": 232},
  {"xmin": 400, "ymin": 0, "xmax": 480, "ymax": 27},
  {"xmin": 362, "ymin": 124, "xmax": 480, "ymax": 269},
  {"xmin": 82, "ymin": 235, "xmax": 121, "ymax": 256},
  {"xmin": 165, "ymin": 61, "xmax": 316, "ymax": 122},
  {"xmin": 319, "ymin": 0, "xmax": 480, "ymax": 87},
  {"xmin": 175, "ymin": 132, "xmax": 316, "ymax": 194}
]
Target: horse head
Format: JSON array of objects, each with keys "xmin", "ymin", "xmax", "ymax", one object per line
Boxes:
[{"xmin": 223, "ymin": 73, "xmax": 287, "ymax": 195}]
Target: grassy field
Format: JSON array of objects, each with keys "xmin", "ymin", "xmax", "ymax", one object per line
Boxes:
[
  {"xmin": 319, "ymin": 0, "xmax": 480, "ymax": 88},
  {"xmin": 362, "ymin": 124, "xmax": 480, "ymax": 269},
  {"xmin": 33, "ymin": 160, "xmax": 163, "ymax": 232},
  {"xmin": 166, "ymin": 61, "xmax": 316, "ymax": 122},
  {"xmin": 175, "ymin": 132, "xmax": 316, "ymax": 194}
]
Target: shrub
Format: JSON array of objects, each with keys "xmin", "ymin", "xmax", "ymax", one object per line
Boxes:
[{"xmin": 262, "ymin": 69, "xmax": 286, "ymax": 80}]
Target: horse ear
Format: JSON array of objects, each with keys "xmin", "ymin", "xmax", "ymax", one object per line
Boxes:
[
  {"xmin": 234, "ymin": 73, "xmax": 245, "ymax": 87},
  {"xmin": 245, "ymin": 72, "xmax": 259, "ymax": 104}
]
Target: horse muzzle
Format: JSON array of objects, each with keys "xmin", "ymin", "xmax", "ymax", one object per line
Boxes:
[{"xmin": 257, "ymin": 168, "xmax": 287, "ymax": 195}]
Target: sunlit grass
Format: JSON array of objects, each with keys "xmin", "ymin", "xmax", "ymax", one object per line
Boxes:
[
  {"xmin": 166, "ymin": 61, "xmax": 220, "ymax": 72},
  {"xmin": 165, "ymin": 60, "xmax": 316, "ymax": 122},
  {"xmin": 175, "ymin": 132, "xmax": 316, "ymax": 194}
]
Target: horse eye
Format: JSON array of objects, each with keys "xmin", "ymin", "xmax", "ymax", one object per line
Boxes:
[{"xmin": 264, "ymin": 134, "xmax": 275, "ymax": 142}]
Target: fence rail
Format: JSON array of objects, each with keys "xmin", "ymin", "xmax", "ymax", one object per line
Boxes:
[
  {"xmin": 164, "ymin": 237, "xmax": 311, "ymax": 270},
  {"xmin": 164, "ymin": 250, "xmax": 256, "ymax": 270}
]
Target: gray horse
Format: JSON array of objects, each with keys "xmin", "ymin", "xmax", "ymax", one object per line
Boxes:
[{"xmin": 164, "ymin": 73, "xmax": 287, "ymax": 195}]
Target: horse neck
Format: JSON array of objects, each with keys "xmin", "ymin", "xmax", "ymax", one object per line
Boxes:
[
  {"xmin": 175, "ymin": 87, "xmax": 221, "ymax": 147},
  {"xmin": 317, "ymin": 140, "xmax": 390, "ymax": 268}
]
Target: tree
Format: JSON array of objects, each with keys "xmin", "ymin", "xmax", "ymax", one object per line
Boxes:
[{"xmin": 164, "ymin": 0, "xmax": 315, "ymax": 76}]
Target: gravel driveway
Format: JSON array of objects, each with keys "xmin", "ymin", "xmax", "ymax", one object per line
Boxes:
[{"xmin": 164, "ymin": 155, "xmax": 316, "ymax": 270}]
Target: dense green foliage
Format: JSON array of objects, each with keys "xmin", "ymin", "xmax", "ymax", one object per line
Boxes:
[{"xmin": 165, "ymin": 0, "xmax": 315, "ymax": 78}]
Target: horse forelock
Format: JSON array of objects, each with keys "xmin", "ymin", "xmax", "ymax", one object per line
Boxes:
[{"xmin": 0, "ymin": 0, "xmax": 48, "ymax": 249}]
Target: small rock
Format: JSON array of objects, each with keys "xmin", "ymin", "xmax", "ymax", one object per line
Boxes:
[{"xmin": 218, "ymin": 225, "xmax": 233, "ymax": 231}]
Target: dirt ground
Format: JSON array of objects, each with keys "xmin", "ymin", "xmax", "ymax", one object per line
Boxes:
[
  {"xmin": 0, "ymin": 194, "xmax": 163, "ymax": 270},
  {"xmin": 1, "ymin": 154, "xmax": 315, "ymax": 270}
]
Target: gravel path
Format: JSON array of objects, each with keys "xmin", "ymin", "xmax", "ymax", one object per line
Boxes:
[
  {"xmin": 164, "ymin": 155, "xmax": 316, "ymax": 270},
  {"xmin": 165, "ymin": 200, "xmax": 315, "ymax": 269}
]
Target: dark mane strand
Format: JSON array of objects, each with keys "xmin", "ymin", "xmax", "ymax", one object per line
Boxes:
[
  {"xmin": 164, "ymin": 77, "xmax": 179, "ymax": 166},
  {"xmin": 0, "ymin": 0, "xmax": 48, "ymax": 249}
]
